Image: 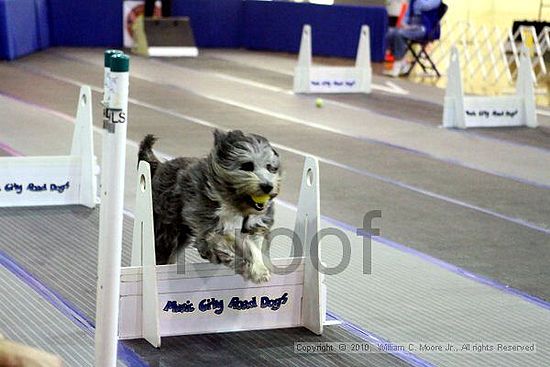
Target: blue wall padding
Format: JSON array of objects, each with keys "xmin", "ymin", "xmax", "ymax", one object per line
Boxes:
[
  {"xmin": 34, "ymin": 0, "xmax": 50, "ymax": 50},
  {"xmin": 2, "ymin": 0, "xmax": 388, "ymax": 62},
  {"xmin": 0, "ymin": 0, "xmax": 50, "ymax": 60},
  {"xmin": 47, "ymin": 0, "xmax": 122, "ymax": 47},
  {"xmin": 242, "ymin": 1, "xmax": 387, "ymax": 62},
  {"xmin": 173, "ymin": 0, "xmax": 243, "ymax": 47}
]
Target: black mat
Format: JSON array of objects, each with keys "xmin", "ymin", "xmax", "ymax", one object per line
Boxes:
[{"xmin": 126, "ymin": 326, "xmax": 411, "ymax": 367}]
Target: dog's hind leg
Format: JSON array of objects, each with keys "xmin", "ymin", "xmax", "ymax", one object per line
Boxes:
[
  {"xmin": 155, "ymin": 235, "xmax": 178, "ymax": 265},
  {"xmin": 154, "ymin": 221, "xmax": 190, "ymax": 265}
]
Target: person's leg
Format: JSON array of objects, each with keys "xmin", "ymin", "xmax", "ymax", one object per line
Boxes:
[
  {"xmin": 385, "ymin": 26, "xmax": 427, "ymax": 77},
  {"xmin": 144, "ymin": 0, "xmax": 155, "ymax": 17},
  {"xmin": 390, "ymin": 26, "xmax": 426, "ymax": 61},
  {"xmin": 385, "ymin": 27, "xmax": 399, "ymax": 57},
  {"xmin": 392, "ymin": 28, "xmax": 410, "ymax": 60},
  {"xmin": 161, "ymin": 0, "xmax": 172, "ymax": 17},
  {"xmin": 385, "ymin": 28, "xmax": 403, "ymax": 76},
  {"xmin": 401, "ymin": 26, "xmax": 427, "ymax": 44}
]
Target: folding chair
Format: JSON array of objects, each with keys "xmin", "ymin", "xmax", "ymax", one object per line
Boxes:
[{"xmin": 404, "ymin": 2, "xmax": 448, "ymax": 77}]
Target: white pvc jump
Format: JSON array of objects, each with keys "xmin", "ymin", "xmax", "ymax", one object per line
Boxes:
[
  {"xmin": 293, "ymin": 24, "xmax": 372, "ymax": 94},
  {"xmin": 443, "ymin": 46, "xmax": 538, "ymax": 129},
  {"xmin": 94, "ymin": 50, "xmax": 327, "ymax": 366},
  {"xmin": 0, "ymin": 86, "xmax": 98, "ymax": 208},
  {"xmin": 118, "ymin": 157, "xmax": 327, "ymax": 347}
]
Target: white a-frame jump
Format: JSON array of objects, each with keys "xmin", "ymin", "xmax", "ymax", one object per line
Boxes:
[
  {"xmin": 0, "ymin": 86, "xmax": 98, "ymax": 208},
  {"xmin": 443, "ymin": 46, "xmax": 538, "ymax": 129},
  {"xmin": 118, "ymin": 157, "xmax": 327, "ymax": 347},
  {"xmin": 293, "ymin": 25, "xmax": 372, "ymax": 94}
]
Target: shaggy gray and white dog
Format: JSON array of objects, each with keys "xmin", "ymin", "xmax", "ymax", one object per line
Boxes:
[{"xmin": 138, "ymin": 130, "xmax": 281, "ymax": 283}]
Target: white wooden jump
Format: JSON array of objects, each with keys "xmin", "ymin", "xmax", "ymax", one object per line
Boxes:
[
  {"xmin": 293, "ymin": 24, "xmax": 372, "ymax": 94},
  {"xmin": 118, "ymin": 157, "xmax": 327, "ymax": 348},
  {"xmin": 443, "ymin": 46, "xmax": 538, "ymax": 129},
  {"xmin": 94, "ymin": 50, "xmax": 326, "ymax": 366},
  {"xmin": 0, "ymin": 86, "xmax": 98, "ymax": 208}
]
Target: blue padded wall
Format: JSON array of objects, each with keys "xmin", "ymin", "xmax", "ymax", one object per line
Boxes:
[
  {"xmin": 0, "ymin": 0, "xmax": 50, "ymax": 60},
  {"xmin": 47, "ymin": 0, "xmax": 241, "ymax": 48},
  {"xmin": 242, "ymin": 1, "xmax": 387, "ymax": 62},
  {"xmin": 173, "ymin": 0, "xmax": 243, "ymax": 47},
  {"xmin": 47, "ymin": 0, "xmax": 122, "ymax": 47},
  {"xmin": 34, "ymin": 0, "xmax": 50, "ymax": 50},
  {"xmin": 2, "ymin": 0, "xmax": 388, "ymax": 62}
]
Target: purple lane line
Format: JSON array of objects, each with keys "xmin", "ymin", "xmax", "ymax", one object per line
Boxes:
[
  {"xmin": 326, "ymin": 310, "xmax": 437, "ymax": 367},
  {"xmin": 314, "ymin": 208, "xmax": 550, "ymax": 312},
  {"xmin": 0, "ymin": 141, "xmax": 23, "ymax": 156},
  {"xmin": 4, "ymin": 85, "xmax": 548, "ymax": 235},
  {"xmin": 4, "ymin": 59, "xmax": 550, "ymax": 364},
  {"xmin": 0, "ymin": 250, "xmax": 149, "ymax": 367},
  {"xmin": 29, "ymin": 54, "xmax": 550, "ymax": 190},
  {"xmin": 3, "ymin": 84, "xmax": 549, "ymax": 309}
]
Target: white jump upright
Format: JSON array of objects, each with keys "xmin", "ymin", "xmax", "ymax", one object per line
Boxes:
[
  {"xmin": 95, "ymin": 52, "xmax": 130, "ymax": 367},
  {"xmin": 129, "ymin": 161, "xmax": 161, "ymax": 347},
  {"xmin": 118, "ymin": 156, "xmax": 327, "ymax": 347},
  {"xmin": 294, "ymin": 157, "xmax": 325, "ymax": 334},
  {"xmin": 443, "ymin": 46, "xmax": 538, "ymax": 129},
  {"xmin": 293, "ymin": 24, "xmax": 372, "ymax": 94},
  {"xmin": 0, "ymin": 86, "xmax": 98, "ymax": 208}
]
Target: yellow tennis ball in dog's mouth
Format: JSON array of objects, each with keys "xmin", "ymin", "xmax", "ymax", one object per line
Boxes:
[{"xmin": 251, "ymin": 194, "xmax": 270, "ymax": 205}]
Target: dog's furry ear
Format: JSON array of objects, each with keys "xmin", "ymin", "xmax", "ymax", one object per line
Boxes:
[
  {"xmin": 214, "ymin": 129, "xmax": 247, "ymax": 147},
  {"xmin": 213, "ymin": 129, "xmax": 226, "ymax": 146}
]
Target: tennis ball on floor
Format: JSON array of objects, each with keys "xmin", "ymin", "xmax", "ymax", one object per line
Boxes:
[
  {"xmin": 251, "ymin": 194, "xmax": 270, "ymax": 204},
  {"xmin": 315, "ymin": 98, "xmax": 324, "ymax": 108}
]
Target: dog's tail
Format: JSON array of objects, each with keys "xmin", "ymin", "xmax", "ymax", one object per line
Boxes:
[{"xmin": 138, "ymin": 134, "xmax": 160, "ymax": 175}]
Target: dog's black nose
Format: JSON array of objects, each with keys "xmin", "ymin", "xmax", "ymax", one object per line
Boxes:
[{"xmin": 260, "ymin": 183, "xmax": 273, "ymax": 194}]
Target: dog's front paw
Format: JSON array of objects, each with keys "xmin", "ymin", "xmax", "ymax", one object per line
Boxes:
[
  {"xmin": 198, "ymin": 248, "xmax": 218, "ymax": 263},
  {"xmin": 214, "ymin": 249, "xmax": 234, "ymax": 265},
  {"xmin": 242, "ymin": 216, "xmax": 270, "ymax": 235},
  {"xmin": 246, "ymin": 261, "xmax": 271, "ymax": 284},
  {"xmin": 198, "ymin": 248, "xmax": 234, "ymax": 265}
]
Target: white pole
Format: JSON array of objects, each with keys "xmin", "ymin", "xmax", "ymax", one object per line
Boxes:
[
  {"xmin": 102, "ymin": 50, "xmax": 123, "ymax": 129},
  {"xmin": 96, "ymin": 49, "xmax": 123, "ymax": 332},
  {"xmin": 95, "ymin": 52, "xmax": 130, "ymax": 367},
  {"xmin": 100, "ymin": 49, "xmax": 124, "ymax": 192}
]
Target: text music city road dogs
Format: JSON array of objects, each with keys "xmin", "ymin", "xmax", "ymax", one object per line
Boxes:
[
  {"xmin": 465, "ymin": 109, "xmax": 518, "ymax": 118},
  {"xmin": 163, "ymin": 293, "xmax": 289, "ymax": 315},
  {"xmin": 2, "ymin": 181, "xmax": 70, "ymax": 194}
]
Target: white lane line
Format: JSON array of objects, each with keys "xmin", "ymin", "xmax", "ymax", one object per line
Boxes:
[
  {"xmin": 128, "ymin": 57, "xmax": 550, "ymax": 162},
  {"xmin": 57, "ymin": 51, "xmax": 550, "ymax": 160},
  {"xmin": 156, "ymin": 58, "xmax": 550, "ymax": 117},
  {"xmin": 154, "ymin": 58, "xmax": 409, "ymax": 96},
  {"xmin": 203, "ymin": 71, "xmax": 291, "ymax": 94},
  {"xmin": 136, "ymin": 68, "xmax": 550, "ymax": 162},
  {"xmin": 6, "ymin": 68, "xmax": 549, "ymax": 235},
  {"xmin": 371, "ymin": 80, "xmax": 409, "ymax": 95}
]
